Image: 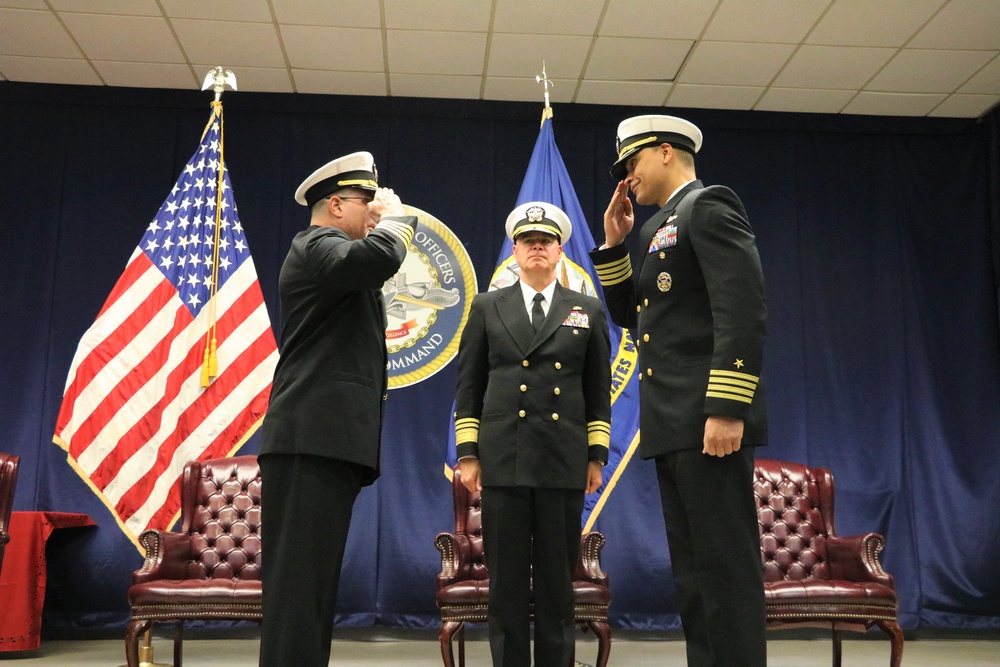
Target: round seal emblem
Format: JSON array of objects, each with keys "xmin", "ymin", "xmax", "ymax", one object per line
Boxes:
[
  {"xmin": 657, "ymin": 271, "xmax": 672, "ymax": 292},
  {"xmin": 384, "ymin": 205, "xmax": 477, "ymax": 389}
]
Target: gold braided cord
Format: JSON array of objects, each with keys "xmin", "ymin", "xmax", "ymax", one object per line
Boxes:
[{"xmin": 201, "ymin": 101, "xmax": 224, "ymax": 387}]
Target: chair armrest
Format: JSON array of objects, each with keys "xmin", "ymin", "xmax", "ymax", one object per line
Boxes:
[
  {"xmin": 435, "ymin": 532, "xmax": 472, "ymax": 588},
  {"xmin": 826, "ymin": 533, "xmax": 894, "ymax": 589},
  {"xmin": 131, "ymin": 529, "xmax": 192, "ymax": 584},
  {"xmin": 575, "ymin": 531, "xmax": 609, "ymax": 586}
]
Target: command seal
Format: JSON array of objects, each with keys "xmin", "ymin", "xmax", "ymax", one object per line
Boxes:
[{"xmin": 384, "ymin": 205, "xmax": 477, "ymax": 389}]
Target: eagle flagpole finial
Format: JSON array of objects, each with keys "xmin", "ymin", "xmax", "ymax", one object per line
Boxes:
[
  {"xmin": 535, "ymin": 61, "xmax": 553, "ymax": 125},
  {"xmin": 201, "ymin": 66, "xmax": 237, "ymax": 103}
]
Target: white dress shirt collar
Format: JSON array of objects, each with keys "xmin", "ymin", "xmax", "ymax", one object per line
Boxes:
[{"xmin": 518, "ymin": 278, "xmax": 557, "ymax": 317}]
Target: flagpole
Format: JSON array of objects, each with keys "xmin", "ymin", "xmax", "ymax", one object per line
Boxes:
[
  {"xmin": 199, "ymin": 67, "xmax": 237, "ymax": 387},
  {"xmin": 119, "ymin": 65, "xmax": 239, "ymax": 667},
  {"xmin": 535, "ymin": 60, "xmax": 554, "ymax": 126}
]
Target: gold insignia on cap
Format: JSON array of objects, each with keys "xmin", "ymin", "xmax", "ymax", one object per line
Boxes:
[
  {"xmin": 617, "ymin": 136, "xmax": 658, "ymax": 160},
  {"xmin": 657, "ymin": 272, "xmax": 672, "ymax": 292},
  {"xmin": 526, "ymin": 205, "xmax": 545, "ymax": 222}
]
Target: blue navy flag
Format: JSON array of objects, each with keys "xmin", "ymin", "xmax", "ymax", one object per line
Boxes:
[{"xmin": 446, "ymin": 116, "xmax": 641, "ymax": 530}]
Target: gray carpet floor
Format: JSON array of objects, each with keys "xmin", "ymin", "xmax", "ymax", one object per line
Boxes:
[{"xmin": 1, "ymin": 629, "xmax": 996, "ymax": 666}]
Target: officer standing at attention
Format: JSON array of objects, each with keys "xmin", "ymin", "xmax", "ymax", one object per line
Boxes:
[
  {"xmin": 258, "ymin": 151, "xmax": 417, "ymax": 667},
  {"xmin": 590, "ymin": 115, "xmax": 768, "ymax": 667},
  {"xmin": 454, "ymin": 202, "xmax": 611, "ymax": 667}
]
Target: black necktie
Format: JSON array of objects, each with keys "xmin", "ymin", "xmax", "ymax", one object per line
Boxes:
[{"xmin": 531, "ymin": 293, "xmax": 545, "ymax": 333}]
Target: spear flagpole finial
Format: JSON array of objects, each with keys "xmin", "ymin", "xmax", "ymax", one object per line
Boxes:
[
  {"xmin": 201, "ymin": 66, "xmax": 238, "ymax": 103},
  {"xmin": 535, "ymin": 61, "xmax": 553, "ymax": 125}
]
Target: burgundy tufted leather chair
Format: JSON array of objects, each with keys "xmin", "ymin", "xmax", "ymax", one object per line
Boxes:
[
  {"xmin": 434, "ymin": 466, "xmax": 611, "ymax": 667},
  {"xmin": 0, "ymin": 452, "xmax": 19, "ymax": 578},
  {"xmin": 125, "ymin": 455, "xmax": 261, "ymax": 667},
  {"xmin": 755, "ymin": 459, "xmax": 903, "ymax": 667}
]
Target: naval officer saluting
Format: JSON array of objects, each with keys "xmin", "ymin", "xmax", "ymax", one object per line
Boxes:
[
  {"xmin": 591, "ymin": 115, "xmax": 768, "ymax": 667},
  {"xmin": 258, "ymin": 151, "xmax": 417, "ymax": 667}
]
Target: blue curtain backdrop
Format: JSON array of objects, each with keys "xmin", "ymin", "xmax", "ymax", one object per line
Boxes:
[{"xmin": 1, "ymin": 81, "xmax": 999, "ymax": 633}]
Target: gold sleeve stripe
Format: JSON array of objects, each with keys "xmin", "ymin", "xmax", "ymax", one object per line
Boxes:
[
  {"xmin": 710, "ymin": 369, "xmax": 760, "ymax": 383},
  {"xmin": 454, "ymin": 417, "xmax": 480, "ymax": 444},
  {"xmin": 587, "ymin": 421, "xmax": 611, "ymax": 447},
  {"xmin": 707, "ymin": 383, "xmax": 755, "ymax": 398},
  {"xmin": 708, "ymin": 377, "xmax": 757, "ymax": 391},
  {"xmin": 595, "ymin": 256, "xmax": 633, "ymax": 286},
  {"xmin": 706, "ymin": 390, "xmax": 754, "ymax": 404},
  {"xmin": 377, "ymin": 219, "xmax": 415, "ymax": 245}
]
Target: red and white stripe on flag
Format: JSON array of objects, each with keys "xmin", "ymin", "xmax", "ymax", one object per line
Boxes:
[{"xmin": 52, "ymin": 109, "xmax": 278, "ymax": 547}]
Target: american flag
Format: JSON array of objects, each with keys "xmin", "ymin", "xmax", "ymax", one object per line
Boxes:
[{"xmin": 53, "ymin": 108, "xmax": 278, "ymax": 545}]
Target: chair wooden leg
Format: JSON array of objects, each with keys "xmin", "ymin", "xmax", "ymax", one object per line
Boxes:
[
  {"xmin": 440, "ymin": 620, "xmax": 462, "ymax": 667},
  {"xmin": 587, "ymin": 620, "xmax": 611, "ymax": 667},
  {"xmin": 457, "ymin": 622, "xmax": 466, "ymax": 667},
  {"xmin": 125, "ymin": 619, "xmax": 153, "ymax": 667},
  {"xmin": 831, "ymin": 628, "xmax": 843, "ymax": 667},
  {"xmin": 173, "ymin": 621, "xmax": 183, "ymax": 667},
  {"xmin": 876, "ymin": 620, "xmax": 904, "ymax": 667}
]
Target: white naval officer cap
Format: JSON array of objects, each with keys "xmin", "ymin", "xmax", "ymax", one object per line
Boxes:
[
  {"xmin": 504, "ymin": 201, "xmax": 572, "ymax": 244},
  {"xmin": 611, "ymin": 114, "xmax": 703, "ymax": 180},
  {"xmin": 294, "ymin": 151, "xmax": 379, "ymax": 206}
]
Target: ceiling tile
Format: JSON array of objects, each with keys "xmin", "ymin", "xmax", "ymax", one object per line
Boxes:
[
  {"xmin": 272, "ymin": 0, "xmax": 380, "ymax": 27},
  {"xmin": 867, "ymin": 49, "xmax": 997, "ymax": 93},
  {"xmin": 48, "ymin": 0, "xmax": 159, "ymax": 15},
  {"xmin": 0, "ymin": 0, "xmax": 48, "ymax": 8},
  {"xmin": 959, "ymin": 55, "xmax": 1000, "ymax": 95},
  {"xmin": 487, "ymin": 33, "xmax": 591, "ymax": 79},
  {"xmin": 680, "ymin": 41, "xmax": 796, "ymax": 86},
  {"xmin": 909, "ymin": 0, "xmax": 1000, "ymax": 50},
  {"xmin": 292, "ymin": 69, "xmax": 387, "ymax": 96},
  {"xmin": 493, "ymin": 0, "xmax": 605, "ymax": 35},
  {"xmin": 0, "ymin": 8, "xmax": 81, "ymax": 58},
  {"xmin": 172, "ymin": 19, "xmax": 285, "ymax": 69},
  {"xmin": 387, "ymin": 30, "xmax": 486, "ymax": 76},
  {"xmin": 575, "ymin": 79, "xmax": 671, "ymax": 106},
  {"xmin": 190, "ymin": 65, "xmax": 292, "ymax": 93},
  {"xmin": 774, "ymin": 45, "xmax": 895, "ymax": 89},
  {"xmin": 842, "ymin": 91, "xmax": 946, "ymax": 116},
  {"xmin": 667, "ymin": 83, "xmax": 764, "ymax": 111},
  {"xmin": 391, "ymin": 73, "xmax": 482, "ymax": 100},
  {"xmin": 61, "ymin": 13, "xmax": 184, "ymax": 62},
  {"xmin": 159, "ymin": 0, "xmax": 271, "ymax": 22},
  {"xmin": 0, "ymin": 0, "xmax": 993, "ymax": 118},
  {"xmin": 484, "ymin": 76, "xmax": 575, "ymax": 104},
  {"xmin": 0, "ymin": 55, "xmax": 101, "ymax": 84},
  {"xmin": 94, "ymin": 61, "xmax": 196, "ymax": 88},
  {"xmin": 600, "ymin": 0, "xmax": 716, "ymax": 39},
  {"xmin": 806, "ymin": 0, "xmax": 944, "ymax": 47},
  {"xmin": 705, "ymin": 0, "xmax": 829, "ymax": 43},
  {"xmin": 586, "ymin": 37, "xmax": 692, "ymax": 81},
  {"xmin": 929, "ymin": 94, "xmax": 999, "ymax": 118},
  {"xmin": 384, "ymin": 0, "xmax": 491, "ymax": 31},
  {"xmin": 755, "ymin": 87, "xmax": 856, "ymax": 113},
  {"xmin": 281, "ymin": 25, "xmax": 384, "ymax": 71}
]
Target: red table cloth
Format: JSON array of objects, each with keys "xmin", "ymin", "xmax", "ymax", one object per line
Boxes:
[{"xmin": 0, "ymin": 511, "xmax": 95, "ymax": 651}]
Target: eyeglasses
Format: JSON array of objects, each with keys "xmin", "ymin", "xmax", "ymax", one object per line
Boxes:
[{"xmin": 339, "ymin": 196, "xmax": 373, "ymax": 205}]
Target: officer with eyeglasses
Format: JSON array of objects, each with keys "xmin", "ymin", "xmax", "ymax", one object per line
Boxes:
[{"xmin": 258, "ymin": 151, "xmax": 417, "ymax": 667}]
